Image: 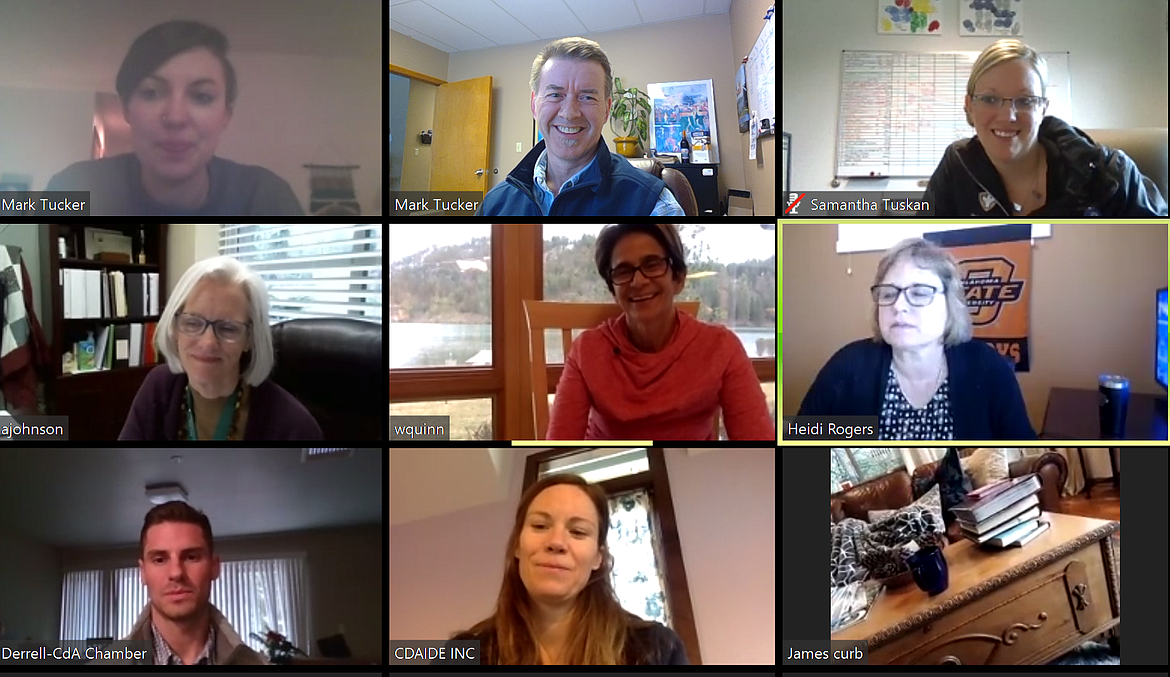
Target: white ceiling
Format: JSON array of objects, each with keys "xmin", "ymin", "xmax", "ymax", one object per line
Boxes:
[
  {"xmin": 390, "ymin": 0, "xmax": 732, "ymax": 53},
  {"xmin": 0, "ymin": 0, "xmax": 381, "ymax": 85},
  {"xmin": 389, "ymin": 447, "xmax": 725, "ymax": 527},
  {"xmin": 0, "ymin": 449, "xmax": 384, "ymax": 547}
]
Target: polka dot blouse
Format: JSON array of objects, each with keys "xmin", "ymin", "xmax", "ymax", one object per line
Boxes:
[{"xmin": 878, "ymin": 365, "xmax": 954, "ymax": 440}]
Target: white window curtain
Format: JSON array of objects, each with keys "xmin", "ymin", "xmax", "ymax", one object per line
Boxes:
[
  {"xmin": 60, "ymin": 557, "xmax": 311, "ymax": 655},
  {"xmin": 607, "ymin": 489, "xmax": 669, "ymax": 626},
  {"xmin": 219, "ymin": 225, "xmax": 382, "ymax": 324}
]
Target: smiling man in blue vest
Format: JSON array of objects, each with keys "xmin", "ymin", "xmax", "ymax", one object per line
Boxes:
[{"xmin": 476, "ymin": 37, "xmax": 684, "ymax": 217}]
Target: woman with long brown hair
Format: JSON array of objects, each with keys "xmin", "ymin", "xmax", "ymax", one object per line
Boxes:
[{"xmin": 449, "ymin": 474, "xmax": 688, "ymax": 665}]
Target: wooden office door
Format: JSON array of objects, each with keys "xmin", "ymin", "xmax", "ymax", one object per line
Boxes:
[{"xmin": 429, "ymin": 75, "xmax": 492, "ymax": 194}]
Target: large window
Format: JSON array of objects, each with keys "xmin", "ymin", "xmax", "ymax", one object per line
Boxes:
[
  {"xmin": 219, "ymin": 225, "xmax": 382, "ymax": 324},
  {"xmin": 830, "ymin": 448, "xmax": 905, "ymax": 493},
  {"xmin": 388, "ymin": 397, "xmax": 492, "ymax": 440},
  {"xmin": 389, "ymin": 225, "xmax": 492, "ymax": 368}
]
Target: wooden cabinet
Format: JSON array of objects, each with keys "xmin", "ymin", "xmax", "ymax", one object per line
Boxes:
[
  {"xmin": 835, "ymin": 513, "xmax": 1120, "ymax": 665},
  {"xmin": 673, "ymin": 164, "xmax": 719, "ymax": 215}
]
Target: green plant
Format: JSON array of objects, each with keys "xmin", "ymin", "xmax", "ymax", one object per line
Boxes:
[{"xmin": 609, "ymin": 77, "xmax": 652, "ymax": 148}]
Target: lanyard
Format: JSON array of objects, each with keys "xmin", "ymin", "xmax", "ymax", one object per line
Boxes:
[{"xmin": 185, "ymin": 384, "xmax": 240, "ymax": 441}]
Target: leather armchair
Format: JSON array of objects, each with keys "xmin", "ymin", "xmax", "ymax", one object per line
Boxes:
[
  {"xmin": 1081, "ymin": 128, "xmax": 1169, "ymax": 204},
  {"xmin": 269, "ymin": 318, "xmax": 384, "ymax": 440},
  {"xmin": 626, "ymin": 157, "xmax": 699, "ymax": 216}
]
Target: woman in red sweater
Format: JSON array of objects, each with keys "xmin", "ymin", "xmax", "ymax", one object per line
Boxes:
[{"xmin": 547, "ymin": 224, "xmax": 774, "ymax": 440}]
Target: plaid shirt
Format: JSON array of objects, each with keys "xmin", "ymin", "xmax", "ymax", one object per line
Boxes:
[{"xmin": 151, "ymin": 621, "xmax": 216, "ymax": 666}]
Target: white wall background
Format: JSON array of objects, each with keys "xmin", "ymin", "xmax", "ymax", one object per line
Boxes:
[
  {"xmin": 781, "ymin": 0, "xmax": 1170, "ymax": 193},
  {"xmin": 389, "ymin": 448, "xmax": 776, "ymax": 665}
]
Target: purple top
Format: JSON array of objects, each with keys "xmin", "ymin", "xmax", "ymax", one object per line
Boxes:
[{"xmin": 119, "ymin": 365, "xmax": 323, "ymax": 441}]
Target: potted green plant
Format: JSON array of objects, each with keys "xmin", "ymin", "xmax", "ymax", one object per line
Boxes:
[{"xmin": 609, "ymin": 77, "xmax": 652, "ymax": 158}]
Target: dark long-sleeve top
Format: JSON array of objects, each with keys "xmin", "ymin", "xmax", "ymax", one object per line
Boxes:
[
  {"xmin": 797, "ymin": 338, "xmax": 1037, "ymax": 440},
  {"xmin": 119, "ymin": 364, "xmax": 322, "ymax": 440}
]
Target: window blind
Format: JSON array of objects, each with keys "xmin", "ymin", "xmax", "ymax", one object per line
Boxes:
[
  {"xmin": 219, "ymin": 225, "xmax": 383, "ymax": 324},
  {"xmin": 60, "ymin": 557, "xmax": 311, "ymax": 656}
]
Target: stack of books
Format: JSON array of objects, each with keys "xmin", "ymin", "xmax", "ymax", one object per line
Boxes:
[{"xmin": 952, "ymin": 474, "xmax": 1050, "ymax": 548}]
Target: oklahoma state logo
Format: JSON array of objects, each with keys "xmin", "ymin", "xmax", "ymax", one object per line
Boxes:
[{"xmin": 959, "ymin": 256, "xmax": 1024, "ymax": 325}]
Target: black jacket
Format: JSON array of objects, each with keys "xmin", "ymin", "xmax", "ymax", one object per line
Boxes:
[
  {"xmin": 443, "ymin": 618, "xmax": 689, "ymax": 665},
  {"xmin": 797, "ymin": 339, "xmax": 1037, "ymax": 441},
  {"xmin": 920, "ymin": 116, "xmax": 1167, "ymax": 217}
]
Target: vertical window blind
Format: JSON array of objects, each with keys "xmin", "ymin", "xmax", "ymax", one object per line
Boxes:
[
  {"xmin": 60, "ymin": 557, "xmax": 311, "ymax": 656},
  {"xmin": 219, "ymin": 225, "xmax": 383, "ymax": 324}
]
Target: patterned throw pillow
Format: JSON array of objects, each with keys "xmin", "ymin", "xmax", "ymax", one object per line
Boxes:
[
  {"xmin": 961, "ymin": 448, "xmax": 1012, "ymax": 488},
  {"xmin": 869, "ymin": 484, "xmax": 944, "ymax": 527}
]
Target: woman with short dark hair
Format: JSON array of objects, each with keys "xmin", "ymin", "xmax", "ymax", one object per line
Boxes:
[
  {"xmin": 546, "ymin": 224, "xmax": 773, "ymax": 440},
  {"xmin": 46, "ymin": 20, "xmax": 303, "ymax": 216}
]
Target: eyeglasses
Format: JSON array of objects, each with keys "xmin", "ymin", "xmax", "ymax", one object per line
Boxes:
[
  {"xmin": 610, "ymin": 256, "xmax": 672, "ymax": 286},
  {"xmin": 971, "ymin": 94, "xmax": 1047, "ymax": 113},
  {"xmin": 176, "ymin": 312, "xmax": 251, "ymax": 343},
  {"xmin": 871, "ymin": 284, "xmax": 943, "ymax": 307}
]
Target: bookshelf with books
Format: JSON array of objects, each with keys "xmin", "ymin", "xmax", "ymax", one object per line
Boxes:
[{"xmin": 43, "ymin": 225, "xmax": 169, "ymax": 440}]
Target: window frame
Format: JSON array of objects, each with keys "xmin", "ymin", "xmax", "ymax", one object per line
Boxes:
[{"xmin": 522, "ymin": 447, "xmax": 703, "ymax": 665}]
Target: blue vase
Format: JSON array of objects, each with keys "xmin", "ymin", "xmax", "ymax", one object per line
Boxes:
[{"xmin": 906, "ymin": 546, "xmax": 949, "ymax": 595}]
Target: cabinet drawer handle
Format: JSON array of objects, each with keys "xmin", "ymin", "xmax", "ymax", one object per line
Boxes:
[{"xmin": 1072, "ymin": 583, "xmax": 1090, "ymax": 610}]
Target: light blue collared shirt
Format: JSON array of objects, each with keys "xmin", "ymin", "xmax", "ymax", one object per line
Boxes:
[{"xmin": 533, "ymin": 149, "xmax": 685, "ymax": 216}]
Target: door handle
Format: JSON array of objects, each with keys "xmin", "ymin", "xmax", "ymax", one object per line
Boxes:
[{"xmin": 475, "ymin": 169, "xmax": 484, "ymax": 176}]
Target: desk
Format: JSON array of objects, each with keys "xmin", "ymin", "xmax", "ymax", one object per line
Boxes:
[{"xmin": 1041, "ymin": 387, "xmax": 1167, "ymax": 441}]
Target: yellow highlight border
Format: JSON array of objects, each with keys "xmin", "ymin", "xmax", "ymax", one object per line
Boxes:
[
  {"xmin": 787, "ymin": 440, "xmax": 1161, "ymax": 447},
  {"xmin": 512, "ymin": 440, "xmax": 655, "ymax": 447},
  {"xmin": 779, "ymin": 220, "xmax": 1170, "ymax": 444}
]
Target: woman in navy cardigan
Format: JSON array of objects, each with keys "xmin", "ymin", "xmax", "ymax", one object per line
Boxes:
[{"xmin": 798, "ymin": 238, "xmax": 1036, "ymax": 440}]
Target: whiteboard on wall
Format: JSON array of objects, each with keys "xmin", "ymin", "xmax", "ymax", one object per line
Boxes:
[
  {"xmin": 837, "ymin": 224, "xmax": 1052, "ymax": 254},
  {"xmin": 747, "ymin": 9, "xmax": 775, "ymax": 131},
  {"xmin": 835, "ymin": 51, "xmax": 1069, "ymax": 178}
]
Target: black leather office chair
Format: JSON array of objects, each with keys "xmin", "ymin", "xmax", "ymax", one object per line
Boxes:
[{"xmin": 270, "ymin": 318, "xmax": 383, "ymax": 440}]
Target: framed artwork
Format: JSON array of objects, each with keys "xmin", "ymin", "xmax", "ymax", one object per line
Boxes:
[
  {"xmin": 878, "ymin": 0, "xmax": 942, "ymax": 34},
  {"xmin": 648, "ymin": 79, "xmax": 719, "ymax": 164},
  {"xmin": 959, "ymin": 0, "xmax": 1022, "ymax": 36}
]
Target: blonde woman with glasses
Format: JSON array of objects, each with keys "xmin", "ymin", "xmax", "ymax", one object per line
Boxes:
[{"xmin": 921, "ymin": 39, "xmax": 1166, "ymax": 217}]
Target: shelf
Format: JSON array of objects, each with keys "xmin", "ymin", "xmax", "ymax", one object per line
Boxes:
[
  {"xmin": 59, "ymin": 257, "xmax": 159, "ymax": 271},
  {"xmin": 62, "ymin": 316, "xmax": 162, "ymax": 324},
  {"xmin": 57, "ymin": 364, "xmax": 157, "ymax": 380}
]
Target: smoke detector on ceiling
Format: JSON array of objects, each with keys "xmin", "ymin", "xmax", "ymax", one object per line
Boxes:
[{"xmin": 145, "ymin": 483, "xmax": 188, "ymax": 505}]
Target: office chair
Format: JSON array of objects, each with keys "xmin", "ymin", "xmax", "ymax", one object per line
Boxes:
[
  {"xmin": 1081, "ymin": 127, "xmax": 1169, "ymax": 203},
  {"xmin": 626, "ymin": 158, "xmax": 699, "ymax": 216},
  {"xmin": 270, "ymin": 318, "xmax": 384, "ymax": 440}
]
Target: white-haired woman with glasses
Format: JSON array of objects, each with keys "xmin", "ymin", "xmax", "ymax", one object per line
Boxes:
[
  {"xmin": 798, "ymin": 238, "xmax": 1036, "ymax": 441},
  {"xmin": 120, "ymin": 255, "xmax": 322, "ymax": 440},
  {"xmin": 921, "ymin": 39, "xmax": 1166, "ymax": 217}
]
